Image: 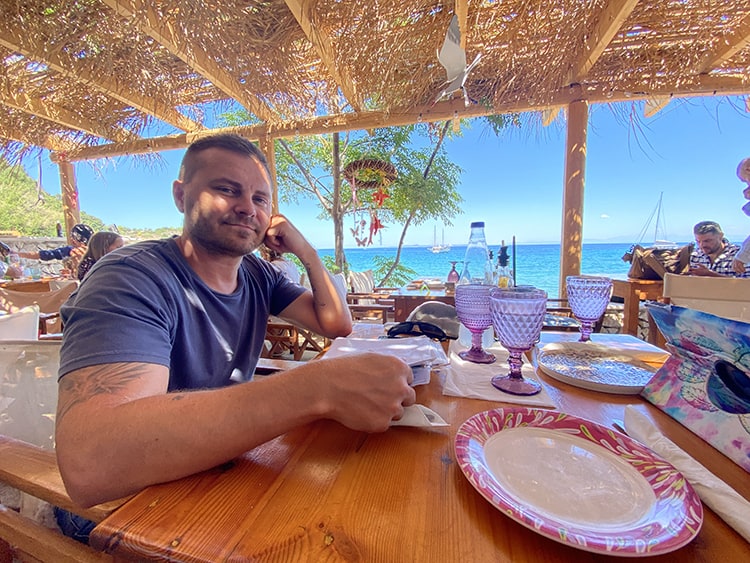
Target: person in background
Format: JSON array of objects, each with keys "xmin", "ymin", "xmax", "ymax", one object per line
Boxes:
[
  {"xmin": 76, "ymin": 231, "xmax": 125, "ymax": 280},
  {"xmin": 688, "ymin": 220, "xmax": 750, "ymax": 278},
  {"xmin": 18, "ymin": 223, "xmax": 94, "ymax": 266},
  {"xmin": 732, "ymin": 159, "xmax": 750, "ymax": 275},
  {"xmin": 259, "ymin": 243, "xmax": 301, "ymax": 284},
  {"xmin": 54, "ymin": 133, "xmax": 414, "ymax": 523}
]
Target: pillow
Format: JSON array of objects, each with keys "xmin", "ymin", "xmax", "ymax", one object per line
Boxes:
[
  {"xmin": 349, "ymin": 270, "xmax": 375, "ymax": 293},
  {"xmin": 0, "ymin": 305, "xmax": 40, "ymax": 341}
]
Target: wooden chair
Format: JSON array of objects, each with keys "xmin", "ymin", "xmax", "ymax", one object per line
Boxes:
[
  {"xmin": 0, "ymin": 283, "xmax": 76, "ymax": 335},
  {"xmin": 0, "ymin": 340, "xmax": 126, "ymax": 562},
  {"xmin": 346, "ymin": 270, "xmax": 395, "ymax": 321},
  {"xmin": 662, "ymin": 273, "xmax": 750, "ymax": 321}
]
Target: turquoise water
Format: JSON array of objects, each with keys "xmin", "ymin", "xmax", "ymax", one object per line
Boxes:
[{"xmin": 318, "ymin": 243, "xmax": 640, "ymax": 298}]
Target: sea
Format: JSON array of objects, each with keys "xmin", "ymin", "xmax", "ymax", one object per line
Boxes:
[{"xmin": 317, "ymin": 242, "xmax": 643, "ymax": 298}]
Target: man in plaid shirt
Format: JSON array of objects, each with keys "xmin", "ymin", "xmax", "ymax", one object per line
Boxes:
[{"xmin": 689, "ymin": 221, "xmax": 750, "ymax": 278}]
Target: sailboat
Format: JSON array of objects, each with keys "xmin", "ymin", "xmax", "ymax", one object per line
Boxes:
[
  {"xmin": 429, "ymin": 226, "xmax": 451, "ymax": 253},
  {"xmin": 637, "ymin": 192, "xmax": 677, "ymax": 249}
]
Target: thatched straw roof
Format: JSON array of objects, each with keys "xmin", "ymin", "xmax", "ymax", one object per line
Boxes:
[{"xmin": 1, "ymin": 0, "xmax": 749, "ymax": 162}]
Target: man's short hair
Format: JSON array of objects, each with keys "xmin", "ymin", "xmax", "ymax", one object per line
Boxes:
[
  {"xmin": 693, "ymin": 221, "xmax": 723, "ymax": 236},
  {"xmin": 179, "ymin": 134, "xmax": 269, "ymax": 182}
]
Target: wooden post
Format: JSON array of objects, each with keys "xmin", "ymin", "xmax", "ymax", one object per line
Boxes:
[
  {"xmin": 258, "ymin": 136, "xmax": 278, "ymax": 214},
  {"xmin": 559, "ymin": 98, "xmax": 588, "ymax": 297},
  {"xmin": 57, "ymin": 159, "xmax": 80, "ymax": 243}
]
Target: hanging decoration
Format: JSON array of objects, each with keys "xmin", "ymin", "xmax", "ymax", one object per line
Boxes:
[{"xmin": 343, "ymin": 158, "xmax": 397, "ymax": 247}]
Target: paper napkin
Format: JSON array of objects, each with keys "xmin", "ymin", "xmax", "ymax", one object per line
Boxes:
[
  {"xmin": 442, "ymin": 341, "xmax": 556, "ymax": 408},
  {"xmin": 390, "ymin": 404, "xmax": 448, "ymax": 427},
  {"xmin": 325, "ymin": 336, "xmax": 449, "ymax": 386},
  {"xmin": 624, "ymin": 406, "xmax": 750, "ymax": 542}
]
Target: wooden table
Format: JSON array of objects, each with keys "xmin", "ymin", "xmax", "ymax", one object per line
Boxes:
[
  {"xmin": 90, "ymin": 333, "xmax": 749, "ymax": 561},
  {"xmin": 392, "ymin": 288, "xmax": 455, "ymax": 322},
  {"xmin": 610, "ymin": 277, "xmax": 664, "ymax": 342}
]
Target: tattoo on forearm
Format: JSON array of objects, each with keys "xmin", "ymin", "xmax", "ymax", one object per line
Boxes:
[{"xmin": 56, "ymin": 363, "xmax": 148, "ymax": 423}]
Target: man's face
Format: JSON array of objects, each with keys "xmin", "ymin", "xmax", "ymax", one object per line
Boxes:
[
  {"xmin": 173, "ymin": 148, "xmax": 272, "ymax": 257},
  {"xmin": 695, "ymin": 232, "xmax": 724, "ymax": 256}
]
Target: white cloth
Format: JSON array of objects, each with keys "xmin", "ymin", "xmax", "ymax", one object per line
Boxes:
[
  {"xmin": 442, "ymin": 341, "xmax": 556, "ymax": 408},
  {"xmin": 624, "ymin": 406, "xmax": 750, "ymax": 542},
  {"xmin": 737, "ymin": 234, "xmax": 750, "ymax": 264}
]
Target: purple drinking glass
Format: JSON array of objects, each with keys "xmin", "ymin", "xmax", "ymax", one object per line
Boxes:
[
  {"xmin": 490, "ymin": 287, "xmax": 547, "ymax": 396},
  {"xmin": 565, "ymin": 276, "xmax": 613, "ymax": 342},
  {"xmin": 454, "ymin": 284, "xmax": 496, "ymax": 364}
]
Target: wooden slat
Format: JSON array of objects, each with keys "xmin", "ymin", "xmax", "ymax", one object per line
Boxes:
[
  {"xmin": 0, "ymin": 506, "xmax": 111, "ymax": 563},
  {"xmin": 0, "ymin": 436, "xmax": 125, "ymax": 524}
]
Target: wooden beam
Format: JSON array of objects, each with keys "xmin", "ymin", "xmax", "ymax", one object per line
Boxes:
[
  {"xmin": 284, "ymin": 0, "xmax": 361, "ymax": 111},
  {"xmin": 55, "ymin": 74, "xmax": 750, "ymax": 163},
  {"xmin": 58, "ymin": 160, "xmax": 81, "ymax": 239},
  {"xmin": 571, "ymin": 0, "xmax": 640, "ymax": 82},
  {"xmin": 455, "ymin": 0, "xmax": 469, "ymax": 51},
  {"xmin": 258, "ymin": 137, "xmax": 278, "ymax": 213},
  {"xmin": 559, "ymin": 98, "xmax": 588, "ymax": 297},
  {"xmin": 0, "ymin": 21, "xmax": 200, "ymax": 132},
  {"xmin": 0, "ymin": 123, "xmax": 62, "ymax": 151},
  {"xmin": 0, "ymin": 89, "xmax": 134, "ymax": 143},
  {"xmin": 101, "ymin": 0, "xmax": 274, "ymax": 123},
  {"xmin": 698, "ymin": 15, "xmax": 750, "ymax": 72}
]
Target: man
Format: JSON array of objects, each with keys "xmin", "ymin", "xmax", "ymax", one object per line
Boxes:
[
  {"xmin": 18, "ymin": 223, "xmax": 93, "ymax": 262},
  {"xmin": 55, "ymin": 134, "xmax": 415, "ymax": 510},
  {"xmin": 689, "ymin": 220, "xmax": 750, "ymax": 278}
]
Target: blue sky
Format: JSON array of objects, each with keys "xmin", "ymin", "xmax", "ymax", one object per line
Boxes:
[{"xmin": 28, "ymin": 96, "xmax": 750, "ymax": 249}]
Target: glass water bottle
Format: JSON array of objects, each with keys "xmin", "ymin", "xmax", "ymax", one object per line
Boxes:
[{"xmin": 458, "ymin": 221, "xmax": 495, "ymax": 285}]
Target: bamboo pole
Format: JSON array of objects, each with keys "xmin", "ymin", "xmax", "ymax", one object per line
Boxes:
[
  {"xmin": 57, "ymin": 160, "xmax": 80, "ymax": 243},
  {"xmin": 559, "ymin": 98, "xmax": 588, "ymax": 297},
  {"xmin": 258, "ymin": 136, "xmax": 278, "ymax": 214}
]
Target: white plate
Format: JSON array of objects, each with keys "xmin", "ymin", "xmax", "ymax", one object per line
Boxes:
[
  {"xmin": 536, "ymin": 345, "xmax": 658, "ymax": 394},
  {"xmin": 455, "ymin": 408, "xmax": 703, "ymax": 556}
]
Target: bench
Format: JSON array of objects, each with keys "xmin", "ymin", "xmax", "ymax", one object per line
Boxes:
[{"xmin": 0, "ymin": 435, "xmax": 125, "ymax": 562}]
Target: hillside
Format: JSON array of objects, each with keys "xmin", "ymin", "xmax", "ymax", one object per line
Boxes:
[{"xmin": 0, "ymin": 160, "xmax": 178, "ymax": 240}]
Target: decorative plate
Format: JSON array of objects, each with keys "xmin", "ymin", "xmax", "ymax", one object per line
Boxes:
[
  {"xmin": 537, "ymin": 346, "xmax": 658, "ymax": 395},
  {"xmin": 454, "ymin": 408, "xmax": 702, "ymax": 557}
]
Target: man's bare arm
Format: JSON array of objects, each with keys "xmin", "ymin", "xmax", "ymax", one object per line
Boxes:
[{"xmin": 56, "ymin": 354, "xmax": 414, "ymax": 507}]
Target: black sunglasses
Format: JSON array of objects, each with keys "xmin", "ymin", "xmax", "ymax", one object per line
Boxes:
[{"xmin": 387, "ymin": 321, "xmax": 448, "ymax": 342}]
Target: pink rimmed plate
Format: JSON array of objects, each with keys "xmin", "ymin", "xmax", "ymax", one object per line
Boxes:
[{"xmin": 454, "ymin": 408, "xmax": 702, "ymax": 556}]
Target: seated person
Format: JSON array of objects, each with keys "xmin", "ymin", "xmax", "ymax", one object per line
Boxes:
[
  {"xmin": 76, "ymin": 231, "xmax": 125, "ymax": 280},
  {"xmin": 18, "ymin": 223, "xmax": 93, "ymax": 262},
  {"xmin": 688, "ymin": 221, "xmax": 750, "ymax": 278},
  {"xmin": 55, "ymin": 134, "xmax": 415, "ymax": 520}
]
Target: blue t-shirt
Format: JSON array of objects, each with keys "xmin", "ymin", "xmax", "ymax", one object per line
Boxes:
[
  {"xmin": 58, "ymin": 239, "xmax": 305, "ymax": 389},
  {"xmin": 39, "ymin": 246, "xmax": 73, "ymax": 261}
]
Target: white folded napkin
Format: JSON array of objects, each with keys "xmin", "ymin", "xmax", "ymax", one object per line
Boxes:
[
  {"xmin": 390, "ymin": 404, "xmax": 448, "ymax": 427},
  {"xmin": 442, "ymin": 341, "xmax": 556, "ymax": 408},
  {"xmin": 624, "ymin": 406, "xmax": 750, "ymax": 542}
]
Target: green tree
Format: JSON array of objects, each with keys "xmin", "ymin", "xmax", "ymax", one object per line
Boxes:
[
  {"xmin": 0, "ymin": 158, "xmax": 177, "ymax": 240},
  {"xmin": 222, "ymin": 111, "xmax": 465, "ymax": 281}
]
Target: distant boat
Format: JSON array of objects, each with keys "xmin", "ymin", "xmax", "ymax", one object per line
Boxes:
[
  {"xmin": 429, "ymin": 226, "xmax": 451, "ymax": 253},
  {"xmin": 635, "ymin": 192, "xmax": 677, "ymax": 249}
]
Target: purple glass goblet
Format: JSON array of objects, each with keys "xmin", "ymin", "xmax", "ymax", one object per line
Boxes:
[
  {"xmin": 490, "ymin": 287, "xmax": 547, "ymax": 396},
  {"xmin": 565, "ymin": 276, "xmax": 613, "ymax": 342},
  {"xmin": 455, "ymin": 284, "xmax": 496, "ymax": 364}
]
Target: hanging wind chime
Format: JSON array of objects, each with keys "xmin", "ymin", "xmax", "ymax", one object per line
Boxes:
[{"xmin": 343, "ymin": 158, "xmax": 397, "ymax": 246}]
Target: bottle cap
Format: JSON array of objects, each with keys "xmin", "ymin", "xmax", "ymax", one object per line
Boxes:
[{"xmin": 470, "ymin": 221, "xmax": 485, "ymax": 228}]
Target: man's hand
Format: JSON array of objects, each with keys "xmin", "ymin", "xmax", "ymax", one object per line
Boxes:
[
  {"xmin": 312, "ymin": 353, "xmax": 416, "ymax": 433},
  {"xmin": 733, "ymin": 259, "xmax": 747, "ymax": 275},
  {"xmin": 689, "ymin": 265, "xmax": 721, "ymax": 277},
  {"xmin": 263, "ymin": 214, "xmax": 311, "ymax": 258}
]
